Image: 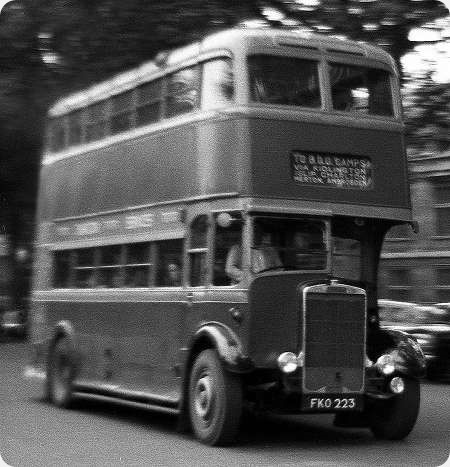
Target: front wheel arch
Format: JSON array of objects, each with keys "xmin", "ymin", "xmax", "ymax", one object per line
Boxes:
[{"xmin": 178, "ymin": 323, "xmax": 252, "ymax": 433}]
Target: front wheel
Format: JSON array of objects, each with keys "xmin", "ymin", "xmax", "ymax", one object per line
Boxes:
[
  {"xmin": 189, "ymin": 349, "xmax": 243, "ymax": 446},
  {"xmin": 367, "ymin": 377, "xmax": 420, "ymax": 440},
  {"xmin": 47, "ymin": 335, "xmax": 76, "ymax": 408}
]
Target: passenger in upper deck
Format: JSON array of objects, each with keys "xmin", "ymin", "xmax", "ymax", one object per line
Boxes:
[{"xmin": 332, "ymin": 87, "xmax": 354, "ymax": 112}]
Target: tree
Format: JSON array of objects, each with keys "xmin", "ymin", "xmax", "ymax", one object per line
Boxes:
[
  {"xmin": 0, "ymin": 0, "xmax": 448, "ymax": 306},
  {"xmin": 262, "ymin": 0, "xmax": 448, "ymax": 74},
  {"xmin": 27, "ymin": 0, "xmax": 449, "ymax": 96},
  {"xmin": 404, "ymin": 71, "xmax": 450, "ymax": 157}
]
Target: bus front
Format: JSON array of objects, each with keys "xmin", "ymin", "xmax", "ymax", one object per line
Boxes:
[{"xmin": 211, "ymin": 31, "xmax": 426, "ymax": 440}]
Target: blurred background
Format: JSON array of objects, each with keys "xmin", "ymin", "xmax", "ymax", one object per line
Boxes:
[{"xmin": 0, "ymin": 0, "xmax": 449, "ymax": 317}]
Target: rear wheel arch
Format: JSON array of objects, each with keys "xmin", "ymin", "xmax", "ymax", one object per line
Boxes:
[{"xmin": 45, "ymin": 320, "xmax": 78, "ymax": 407}]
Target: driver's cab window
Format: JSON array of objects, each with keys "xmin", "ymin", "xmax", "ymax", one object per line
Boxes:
[
  {"xmin": 251, "ymin": 227, "xmax": 282, "ymax": 274},
  {"xmin": 189, "ymin": 215, "xmax": 208, "ymax": 286},
  {"xmin": 252, "ymin": 217, "xmax": 327, "ymax": 273},
  {"xmin": 213, "ymin": 212, "xmax": 242, "ymax": 286}
]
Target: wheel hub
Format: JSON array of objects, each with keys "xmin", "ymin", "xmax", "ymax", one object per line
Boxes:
[{"xmin": 194, "ymin": 374, "xmax": 214, "ymax": 422}]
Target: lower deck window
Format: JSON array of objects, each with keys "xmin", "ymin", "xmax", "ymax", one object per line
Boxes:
[{"xmin": 52, "ymin": 239, "xmax": 182, "ymax": 289}]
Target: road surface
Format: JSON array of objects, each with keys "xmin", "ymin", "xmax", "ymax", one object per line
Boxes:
[{"xmin": 1, "ymin": 341, "xmax": 449, "ymax": 466}]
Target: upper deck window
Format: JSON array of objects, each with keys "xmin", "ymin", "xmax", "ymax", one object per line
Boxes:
[
  {"xmin": 201, "ymin": 58, "xmax": 234, "ymax": 110},
  {"xmin": 136, "ymin": 79, "xmax": 162, "ymax": 125},
  {"xmin": 111, "ymin": 91, "xmax": 134, "ymax": 134},
  {"xmin": 330, "ymin": 64, "xmax": 393, "ymax": 116},
  {"xmin": 248, "ymin": 55, "xmax": 321, "ymax": 108},
  {"xmin": 166, "ymin": 66, "xmax": 200, "ymax": 118},
  {"xmin": 86, "ymin": 101, "xmax": 108, "ymax": 142}
]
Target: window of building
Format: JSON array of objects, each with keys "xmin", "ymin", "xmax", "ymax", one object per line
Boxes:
[
  {"xmin": 389, "ymin": 268, "xmax": 410, "ymax": 286},
  {"xmin": 435, "ymin": 207, "xmax": 450, "ymax": 236},
  {"xmin": 434, "ymin": 181, "xmax": 450, "ymax": 236},
  {"xmin": 436, "ymin": 268, "xmax": 450, "ymax": 285},
  {"xmin": 201, "ymin": 58, "xmax": 234, "ymax": 110},
  {"xmin": 385, "ymin": 268, "xmax": 411, "ymax": 301},
  {"xmin": 434, "ymin": 184, "xmax": 450, "ymax": 204},
  {"xmin": 166, "ymin": 66, "xmax": 200, "ymax": 118}
]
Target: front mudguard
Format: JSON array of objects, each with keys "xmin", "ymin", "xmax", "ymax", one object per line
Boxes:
[
  {"xmin": 177, "ymin": 322, "xmax": 253, "ymax": 433},
  {"xmin": 191, "ymin": 322, "xmax": 254, "ymax": 374},
  {"xmin": 378, "ymin": 329, "xmax": 427, "ymax": 378}
]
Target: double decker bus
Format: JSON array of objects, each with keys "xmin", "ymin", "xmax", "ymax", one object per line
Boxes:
[{"xmin": 26, "ymin": 28, "xmax": 426, "ymax": 445}]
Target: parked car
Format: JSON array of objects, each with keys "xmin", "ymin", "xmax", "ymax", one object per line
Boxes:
[{"xmin": 379, "ymin": 299, "xmax": 450, "ymax": 381}]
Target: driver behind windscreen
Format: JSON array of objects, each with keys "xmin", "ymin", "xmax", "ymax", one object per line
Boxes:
[
  {"xmin": 251, "ymin": 231, "xmax": 282, "ymax": 273},
  {"xmin": 225, "ymin": 229, "xmax": 282, "ymax": 283}
]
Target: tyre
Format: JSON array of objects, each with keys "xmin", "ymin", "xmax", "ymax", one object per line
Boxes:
[
  {"xmin": 189, "ymin": 349, "xmax": 243, "ymax": 446},
  {"xmin": 368, "ymin": 377, "xmax": 420, "ymax": 440},
  {"xmin": 47, "ymin": 335, "xmax": 75, "ymax": 408}
]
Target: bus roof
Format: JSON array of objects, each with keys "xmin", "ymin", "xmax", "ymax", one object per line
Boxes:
[{"xmin": 49, "ymin": 28, "xmax": 396, "ymax": 117}]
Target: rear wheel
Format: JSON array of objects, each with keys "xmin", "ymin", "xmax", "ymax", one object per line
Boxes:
[
  {"xmin": 189, "ymin": 349, "xmax": 242, "ymax": 446},
  {"xmin": 368, "ymin": 377, "xmax": 420, "ymax": 440},
  {"xmin": 47, "ymin": 335, "xmax": 75, "ymax": 408}
]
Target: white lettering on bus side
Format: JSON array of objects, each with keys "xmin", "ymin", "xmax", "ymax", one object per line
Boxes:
[
  {"xmin": 103, "ymin": 219, "xmax": 121, "ymax": 230},
  {"xmin": 125, "ymin": 213, "xmax": 155, "ymax": 229},
  {"xmin": 161, "ymin": 211, "xmax": 180, "ymax": 223},
  {"xmin": 75, "ymin": 222, "xmax": 101, "ymax": 236}
]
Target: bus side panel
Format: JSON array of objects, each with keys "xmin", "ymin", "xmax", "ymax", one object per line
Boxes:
[
  {"xmin": 44, "ymin": 117, "xmax": 249, "ymax": 219},
  {"xmin": 184, "ymin": 288, "xmax": 250, "ymax": 360},
  {"xmin": 115, "ymin": 293, "xmax": 186, "ymax": 398},
  {"xmin": 39, "ymin": 292, "xmax": 187, "ymax": 399},
  {"xmin": 196, "ymin": 117, "xmax": 250, "ymax": 196}
]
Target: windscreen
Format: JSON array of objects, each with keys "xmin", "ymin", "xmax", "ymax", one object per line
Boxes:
[{"xmin": 252, "ymin": 217, "xmax": 328, "ymax": 273}]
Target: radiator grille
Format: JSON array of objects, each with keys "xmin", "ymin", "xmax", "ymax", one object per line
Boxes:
[{"xmin": 303, "ymin": 287, "xmax": 366, "ymax": 393}]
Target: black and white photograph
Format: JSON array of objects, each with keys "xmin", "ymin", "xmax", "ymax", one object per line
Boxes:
[{"xmin": 1, "ymin": 1, "xmax": 449, "ymax": 465}]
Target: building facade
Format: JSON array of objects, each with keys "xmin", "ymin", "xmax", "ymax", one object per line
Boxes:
[{"xmin": 379, "ymin": 150, "xmax": 450, "ymax": 304}]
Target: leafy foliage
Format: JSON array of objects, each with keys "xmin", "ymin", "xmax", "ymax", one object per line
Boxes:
[
  {"xmin": 404, "ymin": 72, "xmax": 450, "ymax": 157},
  {"xmin": 0, "ymin": 0, "xmax": 448, "ymax": 300}
]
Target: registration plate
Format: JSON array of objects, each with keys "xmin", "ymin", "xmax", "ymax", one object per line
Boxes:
[{"xmin": 302, "ymin": 394, "xmax": 362, "ymax": 411}]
